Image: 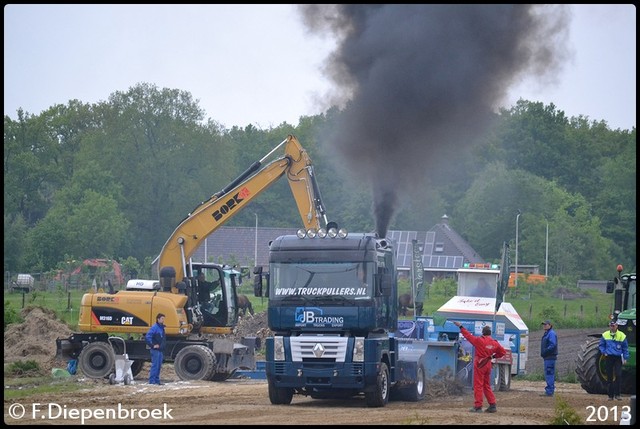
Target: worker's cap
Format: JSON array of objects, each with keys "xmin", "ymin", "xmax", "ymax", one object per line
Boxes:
[
  {"xmin": 609, "ymin": 321, "xmax": 618, "ymax": 326},
  {"xmin": 541, "ymin": 320, "xmax": 552, "ymax": 326}
]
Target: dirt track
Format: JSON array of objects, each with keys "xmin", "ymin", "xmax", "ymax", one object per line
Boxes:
[
  {"xmin": 4, "ymin": 377, "xmax": 631, "ymax": 425},
  {"xmin": 5, "ymin": 311, "xmax": 629, "ymax": 425}
]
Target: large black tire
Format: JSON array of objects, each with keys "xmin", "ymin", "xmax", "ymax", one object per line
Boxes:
[
  {"xmin": 130, "ymin": 360, "xmax": 145, "ymax": 378},
  {"xmin": 78, "ymin": 341, "xmax": 115, "ymax": 379},
  {"xmin": 402, "ymin": 364, "xmax": 426, "ymax": 402},
  {"xmin": 174, "ymin": 345, "xmax": 216, "ymax": 381},
  {"xmin": 499, "ymin": 364, "xmax": 511, "ymax": 391},
  {"xmin": 575, "ymin": 338, "xmax": 607, "ymax": 394},
  {"xmin": 365, "ymin": 362, "xmax": 390, "ymax": 407},
  {"xmin": 268, "ymin": 379, "xmax": 293, "ymax": 404}
]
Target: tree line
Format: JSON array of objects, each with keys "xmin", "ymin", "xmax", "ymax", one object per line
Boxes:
[{"xmin": 4, "ymin": 82, "xmax": 636, "ymax": 281}]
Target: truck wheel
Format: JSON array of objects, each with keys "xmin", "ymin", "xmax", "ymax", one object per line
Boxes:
[
  {"xmin": 174, "ymin": 345, "xmax": 216, "ymax": 381},
  {"xmin": 78, "ymin": 341, "xmax": 115, "ymax": 379},
  {"xmin": 108, "ymin": 373, "xmax": 116, "ymax": 385},
  {"xmin": 268, "ymin": 379, "xmax": 293, "ymax": 404},
  {"xmin": 575, "ymin": 338, "xmax": 608, "ymax": 394},
  {"xmin": 124, "ymin": 374, "xmax": 132, "ymax": 385},
  {"xmin": 365, "ymin": 362, "xmax": 390, "ymax": 407},
  {"xmin": 130, "ymin": 360, "xmax": 145, "ymax": 378},
  {"xmin": 499, "ymin": 364, "xmax": 511, "ymax": 391},
  {"xmin": 404, "ymin": 364, "xmax": 426, "ymax": 401}
]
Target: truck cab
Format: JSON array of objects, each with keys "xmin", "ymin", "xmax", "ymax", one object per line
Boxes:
[{"xmin": 256, "ymin": 230, "xmax": 431, "ymax": 407}]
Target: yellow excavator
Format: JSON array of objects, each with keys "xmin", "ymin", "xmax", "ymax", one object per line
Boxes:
[{"xmin": 56, "ymin": 135, "xmax": 331, "ymax": 382}]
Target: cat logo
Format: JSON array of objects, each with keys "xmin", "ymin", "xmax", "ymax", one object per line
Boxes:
[{"xmin": 121, "ymin": 316, "xmax": 134, "ymax": 325}]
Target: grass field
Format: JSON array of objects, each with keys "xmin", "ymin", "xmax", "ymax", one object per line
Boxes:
[{"xmin": 4, "ymin": 277, "xmax": 611, "ymax": 331}]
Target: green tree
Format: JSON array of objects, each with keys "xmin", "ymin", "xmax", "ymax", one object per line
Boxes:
[{"xmin": 454, "ymin": 163, "xmax": 613, "ymax": 279}]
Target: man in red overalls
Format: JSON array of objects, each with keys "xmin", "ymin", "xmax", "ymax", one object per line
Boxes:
[{"xmin": 453, "ymin": 321, "xmax": 507, "ymax": 413}]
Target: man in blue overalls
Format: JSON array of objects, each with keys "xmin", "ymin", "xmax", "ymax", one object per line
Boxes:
[
  {"xmin": 540, "ymin": 320, "xmax": 558, "ymax": 397},
  {"xmin": 145, "ymin": 313, "xmax": 166, "ymax": 385}
]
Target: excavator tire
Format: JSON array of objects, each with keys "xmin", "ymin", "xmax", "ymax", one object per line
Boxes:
[
  {"xmin": 174, "ymin": 345, "xmax": 216, "ymax": 381},
  {"xmin": 130, "ymin": 360, "xmax": 145, "ymax": 378},
  {"xmin": 78, "ymin": 341, "xmax": 115, "ymax": 379},
  {"xmin": 575, "ymin": 338, "xmax": 608, "ymax": 394}
]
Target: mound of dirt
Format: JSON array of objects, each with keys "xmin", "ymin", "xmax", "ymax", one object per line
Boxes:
[
  {"xmin": 232, "ymin": 311, "xmax": 272, "ymax": 346},
  {"xmin": 4, "ymin": 306, "xmax": 73, "ymax": 371}
]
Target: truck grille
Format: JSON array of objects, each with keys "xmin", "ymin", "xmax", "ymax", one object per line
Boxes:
[{"xmin": 290, "ymin": 336, "xmax": 348, "ymax": 362}]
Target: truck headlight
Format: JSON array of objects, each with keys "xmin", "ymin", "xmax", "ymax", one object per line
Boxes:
[
  {"xmin": 274, "ymin": 336, "xmax": 285, "ymax": 361},
  {"xmin": 353, "ymin": 337, "xmax": 365, "ymax": 362}
]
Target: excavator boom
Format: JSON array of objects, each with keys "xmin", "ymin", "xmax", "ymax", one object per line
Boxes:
[{"xmin": 158, "ymin": 135, "xmax": 328, "ymax": 281}]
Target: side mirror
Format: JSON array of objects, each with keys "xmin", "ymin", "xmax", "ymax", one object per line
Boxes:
[
  {"xmin": 253, "ymin": 274, "xmax": 263, "ymax": 297},
  {"xmin": 606, "ymin": 280, "xmax": 615, "ymax": 294},
  {"xmin": 380, "ymin": 273, "xmax": 393, "ymax": 297},
  {"xmin": 374, "ymin": 271, "xmax": 393, "ymax": 297}
]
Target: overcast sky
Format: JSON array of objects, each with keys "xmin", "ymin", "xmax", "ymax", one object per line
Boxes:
[{"xmin": 4, "ymin": 4, "xmax": 636, "ymax": 131}]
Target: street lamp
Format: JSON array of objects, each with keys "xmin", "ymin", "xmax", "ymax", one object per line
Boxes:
[
  {"xmin": 254, "ymin": 213, "xmax": 258, "ymax": 268},
  {"xmin": 545, "ymin": 221, "xmax": 549, "ymax": 278},
  {"xmin": 515, "ymin": 210, "xmax": 521, "ymax": 290}
]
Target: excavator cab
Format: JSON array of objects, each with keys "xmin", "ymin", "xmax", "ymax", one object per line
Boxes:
[{"xmin": 189, "ymin": 263, "xmax": 240, "ymax": 334}]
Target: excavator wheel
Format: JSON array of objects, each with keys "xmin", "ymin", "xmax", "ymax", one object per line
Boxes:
[
  {"xmin": 78, "ymin": 341, "xmax": 115, "ymax": 379},
  {"xmin": 129, "ymin": 360, "xmax": 145, "ymax": 378},
  {"xmin": 174, "ymin": 345, "xmax": 216, "ymax": 381}
]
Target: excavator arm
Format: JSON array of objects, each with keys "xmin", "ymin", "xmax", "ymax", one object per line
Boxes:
[{"xmin": 157, "ymin": 135, "xmax": 329, "ymax": 281}]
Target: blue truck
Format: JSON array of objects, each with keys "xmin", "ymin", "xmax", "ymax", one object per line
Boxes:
[{"xmin": 254, "ymin": 230, "xmax": 457, "ymax": 407}]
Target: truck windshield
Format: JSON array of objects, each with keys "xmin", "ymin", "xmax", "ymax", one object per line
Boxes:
[{"xmin": 270, "ymin": 262, "xmax": 372, "ymax": 299}]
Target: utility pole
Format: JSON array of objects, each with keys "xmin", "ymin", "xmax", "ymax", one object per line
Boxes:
[{"xmin": 515, "ymin": 210, "xmax": 521, "ymax": 290}]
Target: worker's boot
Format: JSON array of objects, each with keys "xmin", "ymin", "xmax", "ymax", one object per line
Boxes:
[
  {"xmin": 469, "ymin": 407, "xmax": 483, "ymax": 413},
  {"xmin": 485, "ymin": 404, "xmax": 497, "ymax": 413}
]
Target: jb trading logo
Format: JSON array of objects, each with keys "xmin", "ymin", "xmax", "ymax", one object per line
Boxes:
[{"xmin": 295, "ymin": 307, "xmax": 323, "ymax": 324}]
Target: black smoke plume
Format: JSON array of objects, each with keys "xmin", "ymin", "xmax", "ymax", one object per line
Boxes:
[{"xmin": 299, "ymin": 5, "xmax": 570, "ymax": 237}]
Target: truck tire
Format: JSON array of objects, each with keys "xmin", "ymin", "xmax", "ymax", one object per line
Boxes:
[
  {"xmin": 268, "ymin": 379, "xmax": 293, "ymax": 404},
  {"xmin": 174, "ymin": 345, "xmax": 216, "ymax": 381},
  {"xmin": 499, "ymin": 364, "xmax": 511, "ymax": 391},
  {"xmin": 575, "ymin": 338, "xmax": 607, "ymax": 394},
  {"xmin": 365, "ymin": 362, "xmax": 390, "ymax": 407},
  {"xmin": 403, "ymin": 364, "xmax": 426, "ymax": 402},
  {"xmin": 78, "ymin": 341, "xmax": 115, "ymax": 379}
]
